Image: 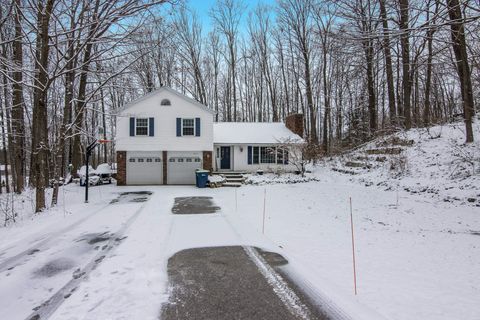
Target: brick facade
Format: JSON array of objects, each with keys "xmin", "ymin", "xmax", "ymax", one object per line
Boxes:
[
  {"xmin": 203, "ymin": 151, "xmax": 213, "ymax": 172},
  {"xmin": 116, "ymin": 151, "xmax": 126, "ymax": 186},
  {"xmin": 285, "ymin": 113, "xmax": 304, "ymax": 138},
  {"xmin": 163, "ymin": 151, "xmax": 168, "ymax": 184}
]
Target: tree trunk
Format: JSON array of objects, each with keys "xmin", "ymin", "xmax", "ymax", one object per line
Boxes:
[
  {"xmin": 379, "ymin": 0, "xmax": 397, "ymax": 126},
  {"xmin": 363, "ymin": 37, "xmax": 377, "ymax": 134},
  {"xmin": 0, "ymin": 82, "xmax": 11, "ymax": 193},
  {"xmin": 303, "ymin": 52, "xmax": 317, "ymax": 144},
  {"xmin": 72, "ymin": 0, "xmax": 100, "ymax": 176},
  {"xmin": 31, "ymin": 0, "xmax": 56, "ymax": 212},
  {"xmin": 399, "ymin": 0, "xmax": 412, "ymax": 129},
  {"xmin": 446, "ymin": 0, "xmax": 475, "ymax": 142}
]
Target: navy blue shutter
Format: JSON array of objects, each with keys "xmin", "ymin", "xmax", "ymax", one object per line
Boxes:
[
  {"xmin": 149, "ymin": 117, "xmax": 154, "ymax": 136},
  {"xmin": 195, "ymin": 118, "xmax": 201, "ymax": 136},
  {"xmin": 176, "ymin": 118, "xmax": 182, "ymax": 136},
  {"xmin": 129, "ymin": 117, "xmax": 135, "ymax": 136},
  {"xmin": 247, "ymin": 146, "xmax": 252, "ymax": 165}
]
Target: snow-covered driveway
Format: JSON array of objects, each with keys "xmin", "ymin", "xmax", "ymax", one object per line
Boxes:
[{"xmin": 0, "ymin": 175, "xmax": 478, "ymax": 320}]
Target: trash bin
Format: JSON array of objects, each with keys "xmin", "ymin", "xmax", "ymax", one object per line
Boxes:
[{"xmin": 195, "ymin": 170, "xmax": 209, "ymax": 188}]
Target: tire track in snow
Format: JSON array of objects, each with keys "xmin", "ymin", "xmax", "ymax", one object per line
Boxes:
[
  {"xmin": 243, "ymin": 245, "xmax": 313, "ymax": 320},
  {"xmin": 217, "ymin": 207, "xmax": 318, "ymax": 319},
  {"xmin": 24, "ymin": 201, "xmax": 149, "ymax": 320},
  {"xmin": 0, "ymin": 203, "xmax": 111, "ymax": 273}
]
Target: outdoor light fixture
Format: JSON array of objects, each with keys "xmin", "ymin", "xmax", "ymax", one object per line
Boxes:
[{"xmin": 240, "ymin": 146, "xmax": 243, "ymax": 152}]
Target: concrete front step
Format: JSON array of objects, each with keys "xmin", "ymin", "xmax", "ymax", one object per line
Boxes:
[
  {"xmin": 223, "ymin": 182, "xmax": 242, "ymax": 187},
  {"xmin": 211, "ymin": 172, "xmax": 246, "ymax": 187},
  {"xmin": 224, "ymin": 174, "xmax": 245, "ymax": 178},
  {"xmin": 212, "ymin": 171, "xmax": 246, "ymax": 175}
]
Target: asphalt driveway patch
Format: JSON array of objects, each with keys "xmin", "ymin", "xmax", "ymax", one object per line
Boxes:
[
  {"xmin": 161, "ymin": 246, "xmax": 329, "ymax": 320},
  {"xmin": 171, "ymin": 196, "xmax": 220, "ymax": 214},
  {"xmin": 33, "ymin": 257, "xmax": 76, "ymax": 278},
  {"xmin": 110, "ymin": 191, "xmax": 153, "ymax": 204}
]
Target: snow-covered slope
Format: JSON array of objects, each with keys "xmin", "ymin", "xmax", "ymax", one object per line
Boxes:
[{"xmin": 324, "ymin": 121, "xmax": 480, "ymax": 206}]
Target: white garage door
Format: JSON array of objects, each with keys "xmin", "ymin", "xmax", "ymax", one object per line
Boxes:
[
  {"xmin": 167, "ymin": 152, "xmax": 203, "ymax": 185},
  {"xmin": 126, "ymin": 151, "xmax": 163, "ymax": 185}
]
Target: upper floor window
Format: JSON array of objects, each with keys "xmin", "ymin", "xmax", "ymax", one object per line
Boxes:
[
  {"xmin": 161, "ymin": 99, "xmax": 171, "ymax": 106},
  {"xmin": 135, "ymin": 118, "xmax": 149, "ymax": 136},
  {"xmin": 182, "ymin": 118, "xmax": 195, "ymax": 136}
]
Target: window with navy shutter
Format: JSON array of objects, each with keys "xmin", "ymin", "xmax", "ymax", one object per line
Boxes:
[
  {"xmin": 129, "ymin": 117, "xmax": 135, "ymax": 136},
  {"xmin": 252, "ymin": 146, "xmax": 259, "ymax": 164},
  {"xmin": 149, "ymin": 117, "xmax": 154, "ymax": 136},
  {"xmin": 195, "ymin": 118, "xmax": 201, "ymax": 136},
  {"xmin": 176, "ymin": 118, "xmax": 182, "ymax": 136},
  {"xmin": 248, "ymin": 146, "xmax": 252, "ymax": 164}
]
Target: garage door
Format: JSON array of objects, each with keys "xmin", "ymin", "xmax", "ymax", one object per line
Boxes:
[
  {"xmin": 126, "ymin": 152, "xmax": 163, "ymax": 185},
  {"xmin": 167, "ymin": 152, "xmax": 203, "ymax": 185}
]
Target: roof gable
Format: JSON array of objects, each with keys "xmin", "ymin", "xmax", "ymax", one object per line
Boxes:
[{"xmin": 119, "ymin": 87, "xmax": 215, "ymax": 115}]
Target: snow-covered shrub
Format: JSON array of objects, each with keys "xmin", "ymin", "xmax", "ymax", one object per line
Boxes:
[
  {"xmin": 389, "ymin": 153, "xmax": 409, "ymax": 176},
  {"xmin": 449, "ymin": 140, "xmax": 479, "ymax": 178},
  {"xmin": 0, "ymin": 193, "xmax": 17, "ymax": 226}
]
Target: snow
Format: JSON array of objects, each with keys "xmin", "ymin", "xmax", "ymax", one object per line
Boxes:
[
  {"xmin": 0, "ymin": 121, "xmax": 478, "ymax": 320},
  {"xmin": 208, "ymin": 174, "xmax": 226, "ymax": 183},
  {"xmin": 77, "ymin": 165, "xmax": 95, "ymax": 176},
  {"xmin": 218, "ymin": 178, "xmax": 480, "ymax": 320},
  {"xmin": 95, "ymin": 163, "xmax": 112, "ymax": 175},
  {"xmin": 214, "ymin": 122, "xmax": 303, "ymax": 144}
]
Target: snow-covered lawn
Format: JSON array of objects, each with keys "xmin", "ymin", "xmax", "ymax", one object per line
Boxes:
[
  {"xmin": 216, "ymin": 173, "xmax": 480, "ymax": 320},
  {"xmin": 0, "ymin": 171, "xmax": 479, "ymax": 319}
]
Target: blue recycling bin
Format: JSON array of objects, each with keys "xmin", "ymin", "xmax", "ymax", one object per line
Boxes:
[{"xmin": 195, "ymin": 170, "xmax": 209, "ymax": 188}]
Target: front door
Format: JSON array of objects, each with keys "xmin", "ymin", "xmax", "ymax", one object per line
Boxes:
[{"xmin": 220, "ymin": 146, "xmax": 231, "ymax": 170}]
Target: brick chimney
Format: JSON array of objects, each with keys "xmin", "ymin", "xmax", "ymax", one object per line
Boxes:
[{"xmin": 285, "ymin": 113, "xmax": 304, "ymax": 138}]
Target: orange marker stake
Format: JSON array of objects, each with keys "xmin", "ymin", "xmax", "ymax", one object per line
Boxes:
[{"xmin": 350, "ymin": 197, "xmax": 358, "ymax": 295}]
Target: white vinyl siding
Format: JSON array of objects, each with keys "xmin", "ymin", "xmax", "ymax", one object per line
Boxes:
[{"xmin": 117, "ymin": 90, "xmax": 213, "ymax": 152}]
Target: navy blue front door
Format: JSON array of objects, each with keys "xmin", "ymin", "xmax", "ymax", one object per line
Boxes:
[{"xmin": 220, "ymin": 146, "xmax": 231, "ymax": 170}]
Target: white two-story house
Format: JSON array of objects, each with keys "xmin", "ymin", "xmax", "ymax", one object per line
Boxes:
[{"xmin": 115, "ymin": 87, "xmax": 303, "ymax": 185}]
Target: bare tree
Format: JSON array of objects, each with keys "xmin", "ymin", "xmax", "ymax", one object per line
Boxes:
[
  {"xmin": 278, "ymin": 0, "xmax": 318, "ymax": 143},
  {"xmin": 446, "ymin": 0, "xmax": 475, "ymax": 142},
  {"xmin": 210, "ymin": 0, "xmax": 245, "ymax": 121}
]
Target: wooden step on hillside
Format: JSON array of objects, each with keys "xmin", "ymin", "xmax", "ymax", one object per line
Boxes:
[
  {"xmin": 354, "ymin": 155, "xmax": 387, "ymax": 162},
  {"xmin": 366, "ymin": 147, "xmax": 403, "ymax": 155},
  {"xmin": 345, "ymin": 161, "xmax": 372, "ymax": 169},
  {"xmin": 332, "ymin": 167, "xmax": 358, "ymax": 175},
  {"xmin": 377, "ymin": 137, "xmax": 414, "ymax": 147}
]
